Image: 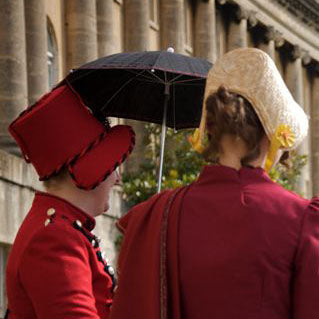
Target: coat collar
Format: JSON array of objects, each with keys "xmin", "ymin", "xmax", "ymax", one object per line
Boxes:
[
  {"xmin": 34, "ymin": 191, "xmax": 96, "ymax": 231},
  {"xmin": 196, "ymin": 164, "xmax": 270, "ymax": 185}
]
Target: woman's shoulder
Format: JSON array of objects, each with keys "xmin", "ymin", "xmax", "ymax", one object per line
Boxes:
[
  {"xmin": 255, "ymin": 171, "xmax": 309, "ymax": 203},
  {"xmin": 117, "ymin": 187, "xmax": 189, "ymax": 233},
  {"xmin": 306, "ymin": 196, "xmax": 319, "ymax": 213}
]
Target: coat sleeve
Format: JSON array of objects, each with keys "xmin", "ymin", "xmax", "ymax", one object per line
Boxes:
[
  {"xmin": 19, "ymin": 222, "xmax": 101, "ymax": 319},
  {"xmin": 293, "ymin": 197, "xmax": 319, "ymax": 319}
]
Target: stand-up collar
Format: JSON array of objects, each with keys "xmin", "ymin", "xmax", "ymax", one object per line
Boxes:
[
  {"xmin": 34, "ymin": 191, "xmax": 96, "ymax": 231},
  {"xmin": 196, "ymin": 164, "xmax": 271, "ymax": 185}
]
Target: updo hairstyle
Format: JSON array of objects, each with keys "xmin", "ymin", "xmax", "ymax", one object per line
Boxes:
[{"xmin": 202, "ymin": 85, "xmax": 289, "ymax": 166}]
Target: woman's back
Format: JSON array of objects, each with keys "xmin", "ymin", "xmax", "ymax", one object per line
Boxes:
[{"xmin": 179, "ymin": 165, "xmax": 318, "ymax": 319}]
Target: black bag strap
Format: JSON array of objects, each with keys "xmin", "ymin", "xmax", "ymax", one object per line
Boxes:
[{"xmin": 4, "ymin": 309, "xmax": 9, "ymax": 319}]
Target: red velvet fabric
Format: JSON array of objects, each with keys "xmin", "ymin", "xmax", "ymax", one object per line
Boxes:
[
  {"xmin": 70, "ymin": 125, "xmax": 134, "ymax": 189},
  {"xmin": 112, "ymin": 190, "xmax": 172, "ymax": 319},
  {"xmin": 9, "ymin": 85, "xmax": 135, "ymax": 189},
  {"xmin": 6, "ymin": 192, "xmax": 113, "ymax": 319},
  {"xmin": 9, "ymin": 85, "xmax": 105, "ymax": 178},
  {"xmin": 112, "ymin": 165, "xmax": 319, "ymax": 319}
]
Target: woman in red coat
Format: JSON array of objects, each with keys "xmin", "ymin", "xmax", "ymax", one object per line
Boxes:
[
  {"xmin": 6, "ymin": 84, "xmax": 135, "ymax": 318},
  {"xmin": 110, "ymin": 48, "xmax": 319, "ymax": 319}
]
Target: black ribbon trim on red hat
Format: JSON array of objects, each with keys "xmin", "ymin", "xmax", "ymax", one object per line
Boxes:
[{"xmin": 69, "ymin": 127, "xmax": 136, "ymax": 190}]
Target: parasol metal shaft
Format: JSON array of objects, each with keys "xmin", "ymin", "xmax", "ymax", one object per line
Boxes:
[{"xmin": 157, "ymin": 83, "xmax": 170, "ymax": 193}]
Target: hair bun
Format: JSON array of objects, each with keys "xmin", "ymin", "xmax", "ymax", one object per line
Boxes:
[
  {"xmin": 216, "ymin": 85, "xmax": 231, "ymax": 104},
  {"xmin": 203, "ymin": 85, "xmax": 265, "ymax": 165}
]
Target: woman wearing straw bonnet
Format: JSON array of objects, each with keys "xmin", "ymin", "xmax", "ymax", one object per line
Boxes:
[{"xmin": 110, "ymin": 48, "xmax": 319, "ymax": 319}]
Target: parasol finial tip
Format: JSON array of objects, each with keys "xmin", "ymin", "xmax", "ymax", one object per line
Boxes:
[{"xmin": 167, "ymin": 47, "xmax": 175, "ymax": 53}]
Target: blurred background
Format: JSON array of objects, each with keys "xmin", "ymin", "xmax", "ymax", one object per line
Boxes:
[{"xmin": 0, "ymin": 0, "xmax": 319, "ymax": 316}]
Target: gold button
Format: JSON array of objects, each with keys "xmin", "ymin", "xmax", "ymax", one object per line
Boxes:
[
  {"xmin": 44, "ymin": 219, "xmax": 51, "ymax": 227},
  {"xmin": 47, "ymin": 208, "xmax": 56, "ymax": 216}
]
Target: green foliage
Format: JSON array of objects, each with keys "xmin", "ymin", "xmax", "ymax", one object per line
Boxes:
[
  {"xmin": 122, "ymin": 124, "xmax": 206, "ymax": 207},
  {"xmin": 269, "ymin": 152, "xmax": 308, "ymax": 195},
  {"xmin": 122, "ymin": 124, "xmax": 307, "ymax": 208}
]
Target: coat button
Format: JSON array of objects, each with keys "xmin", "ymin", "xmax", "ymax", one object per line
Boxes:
[
  {"xmin": 75, "ymin": 220, "xmax": 82, "ymax": 228},
  {"xmin": 44, "ymin": 219, "xmax": 51, "ymax": 227},
  {"xmin": 108, "ymin": 266, "xmax": 115, "ymax": 276},
  {"xmin": 47, "ymin": 208, "xmax": 56, "ymax": 216}
]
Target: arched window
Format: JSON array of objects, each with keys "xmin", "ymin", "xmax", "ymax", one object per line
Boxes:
[{"xmin": 47, "ymin": 20, "xmax": 59, "ymax": 89}]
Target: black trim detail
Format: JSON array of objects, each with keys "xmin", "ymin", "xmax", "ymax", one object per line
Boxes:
[{"xmin": 72, "ymin": 221, "xmax": 117, "ymax": 291}]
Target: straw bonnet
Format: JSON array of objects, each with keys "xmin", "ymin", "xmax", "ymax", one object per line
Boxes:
[
  {"xmin": 9, "ymin": 84, "xmax": 135, "ymax": 190},
  {"xmin": 190, "ymin": 48, "xmax": 309, "ymax": 171}
]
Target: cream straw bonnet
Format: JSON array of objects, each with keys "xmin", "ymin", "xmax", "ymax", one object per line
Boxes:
[{"xmin": 190, "ymin": 47, "xmax": 309, "ymax": 171}]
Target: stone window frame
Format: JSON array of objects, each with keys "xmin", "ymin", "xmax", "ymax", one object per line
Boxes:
[
  {"xmin": 47, "ymin": 18, "xmax": 59, "ymax": 89},
  {"xmin": 184, "ymin": 0, "xmax": 194, "ymax": 55},
  {"xmin": 149, "ymin": 0, "xmax": 160, "ymax": 31}
]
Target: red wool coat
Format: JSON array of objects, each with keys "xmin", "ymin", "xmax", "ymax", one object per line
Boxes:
[
  {"xmin": 111, "ymin": 165, "xmax": 319, "ymax": 319},
  {"xmin": 6, "ymin": 192, "xmax": 114, "ymax": 319}
]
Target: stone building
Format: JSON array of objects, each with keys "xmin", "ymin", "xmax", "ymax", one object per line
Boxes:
[{"xmin": 0, "ymin": 0, "xmax": 318, "ymax": 316}]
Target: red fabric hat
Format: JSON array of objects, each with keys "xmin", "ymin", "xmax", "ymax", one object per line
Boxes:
[{"xmin": 9, "ymin": 84, "xmax": 135, "ymax": 190}]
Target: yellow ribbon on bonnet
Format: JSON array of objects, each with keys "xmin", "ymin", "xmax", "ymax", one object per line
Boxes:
[
  {"xmin": 265, "ymin": 124, "xmax": 295, "ymax": 172},
  {"xmin": 188, "ymin": 107, "xmax": 206, "ymax": 153}
]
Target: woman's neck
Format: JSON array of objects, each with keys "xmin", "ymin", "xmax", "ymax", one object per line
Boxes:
[{"xmin": 218, "ymin": 134, "xmax": 269, "ymax": 170}]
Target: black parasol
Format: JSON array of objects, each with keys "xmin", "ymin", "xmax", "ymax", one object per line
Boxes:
[{"xmin": 63, "ymin": 48, "xmax": 212, "ymax": 191}]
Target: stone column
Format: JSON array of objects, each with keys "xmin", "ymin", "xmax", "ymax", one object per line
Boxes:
[
  {"xmin": 259, "ymin": 26, "xmax": 276, "ymax": 60},
  {"xmin": 125, "ymin": 0, "xmax": 149, "ymax": 52},
  {"xmin": 24, "ymin": 0, "xmax": 49, "ymax": 105},
  {"xmin": 96, "ymin": 0, "xmax": 116, "ymax": 57},
  {"xmin": 273, "ymin": 31, "xmax": 285, "ymax": 75},
  {"xmin": 311, "ymin": 72, "xmax": 319, "ymax": 196},
  {"xmin": 65, "ymin": 0, "xmax": 98, "ymax": 70},
  {"xmin": 161, "ymin": 0, "xmax": 184, "ymax": 53},
  {"xmin": 285, "ymin": 45, "xmax": 310, "ymax": 197},
  {"xmin": 227, "ymin": 6, "xmax": 248, "ymax": 51},
  {"xmin": 0, "ymin": 0, "xmax": 28, "ymax": 154},
  {"xmin": 286, "ymin": 46, "xmax": 304, "ymax": 107},
  {"xmin": 195, "ymin": 0, "xmax": 217, "ymax": 63},
  {"xmin": 124, "ymin": 0, "xmax": 150, "ymax": 172}
]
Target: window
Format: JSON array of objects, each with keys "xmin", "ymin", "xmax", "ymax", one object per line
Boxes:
[
  {"xmin": 47, "ymin": 20, "xmax": 59, "ymax": 89},
  {"xmin": 184, "ymin": 0, "xmax": 194, "ymax": 54},
  {"xmin": 0, "ymin": 246, "xmax": 9, "ymax": 318},
  {"xmin": 149, "ymin": 0, "xmax": 159, "ymax": 30}
]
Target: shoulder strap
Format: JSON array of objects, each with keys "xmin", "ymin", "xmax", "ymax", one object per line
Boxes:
[{"xmin": 159, "ymin": 185, "xmax": 192, "ymax": 319}]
